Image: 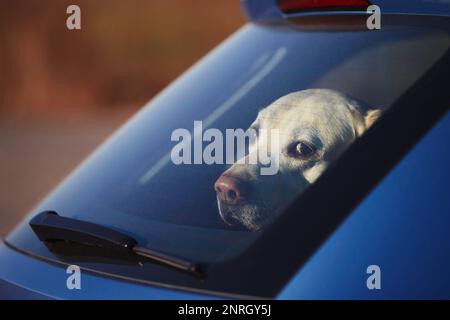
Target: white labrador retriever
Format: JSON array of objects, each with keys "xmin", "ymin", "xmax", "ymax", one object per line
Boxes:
[{"xmin": 214, "ymin": 89, "xmax": 381, "ymax": 231}]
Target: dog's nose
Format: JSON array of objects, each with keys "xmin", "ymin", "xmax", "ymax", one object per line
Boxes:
[{"xmin": 214, "ymin": 174, "xmax": 250, "ymax": 205}]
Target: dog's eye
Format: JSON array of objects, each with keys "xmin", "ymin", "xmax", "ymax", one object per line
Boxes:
[{"xmin": 292, "ymin": 142, "xmax": 316, "ymax": 158}]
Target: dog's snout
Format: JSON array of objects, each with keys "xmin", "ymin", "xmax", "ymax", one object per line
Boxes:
[{"xmin": 214, "ymin": 174, "xmax": 250, "ymax": 205}]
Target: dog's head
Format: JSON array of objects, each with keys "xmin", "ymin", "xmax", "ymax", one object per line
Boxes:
[{"xmin": 214, "ymin": 89, "xmax": 381, "ymax": 231}]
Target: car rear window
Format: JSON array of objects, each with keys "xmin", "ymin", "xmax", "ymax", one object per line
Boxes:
[{"xmin": 11, "ymin": 18, "xmax": 450, "ymax": 264}]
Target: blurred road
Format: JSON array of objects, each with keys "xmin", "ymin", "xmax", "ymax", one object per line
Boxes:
[
  {"xmin": 0, "ymin": 114, "xmax": 130, "ymax": 236},
  {"xmin": 0, "ymin": 0, "xmax": 243, "ymax": 237}
]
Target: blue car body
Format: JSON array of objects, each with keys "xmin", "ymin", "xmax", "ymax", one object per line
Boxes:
[{"xmin": 1, "ymin": 0, "xmax": 450, "ymax": 299}]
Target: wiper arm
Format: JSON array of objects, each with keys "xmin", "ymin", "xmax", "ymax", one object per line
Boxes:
[{"xmin": 29, "ymin": 211, "xmax": 203, "ymax": 277}]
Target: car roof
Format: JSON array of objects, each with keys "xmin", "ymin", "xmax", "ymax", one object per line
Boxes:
[{"xmin": 242, "ymin": 0, "xmax": 450, "ymax": 22}]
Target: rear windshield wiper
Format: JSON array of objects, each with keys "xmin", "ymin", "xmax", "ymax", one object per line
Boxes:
[{"xmin": 29, "ymin": 211, "xmax": 203, "ymax": 277}]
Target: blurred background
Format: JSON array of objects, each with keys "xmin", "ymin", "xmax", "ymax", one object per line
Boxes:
[{"xmin": 0, "ymin": 0, "xmax": 244, "ymax": 236}]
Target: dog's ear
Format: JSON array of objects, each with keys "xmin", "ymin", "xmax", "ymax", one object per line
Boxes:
[
  {"xmin": 364, "ymin": 109, "xmax": 382, "ymax": 130},
  {"xmin": 352, "ymin": 108, "xmax": 382, "ymax": 137}
]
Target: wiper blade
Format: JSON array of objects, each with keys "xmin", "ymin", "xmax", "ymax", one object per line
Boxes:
[{"xmin": 29, "ymin": 211, "xmax": 203, "ymax": 277}]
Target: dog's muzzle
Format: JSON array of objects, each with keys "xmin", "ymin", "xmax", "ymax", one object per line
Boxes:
[
  {"xmin": 214, "ymin": 174, "xmax": 250, "ymax": 205},
  {"xmin": 214, "ymin": 174, "xmax": 252, "ymax": 227}
]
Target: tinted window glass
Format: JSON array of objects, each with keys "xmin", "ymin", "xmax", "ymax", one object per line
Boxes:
[{"xmin": 16, "ymin": 22, "xmax": 450, "ymax": 263}]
